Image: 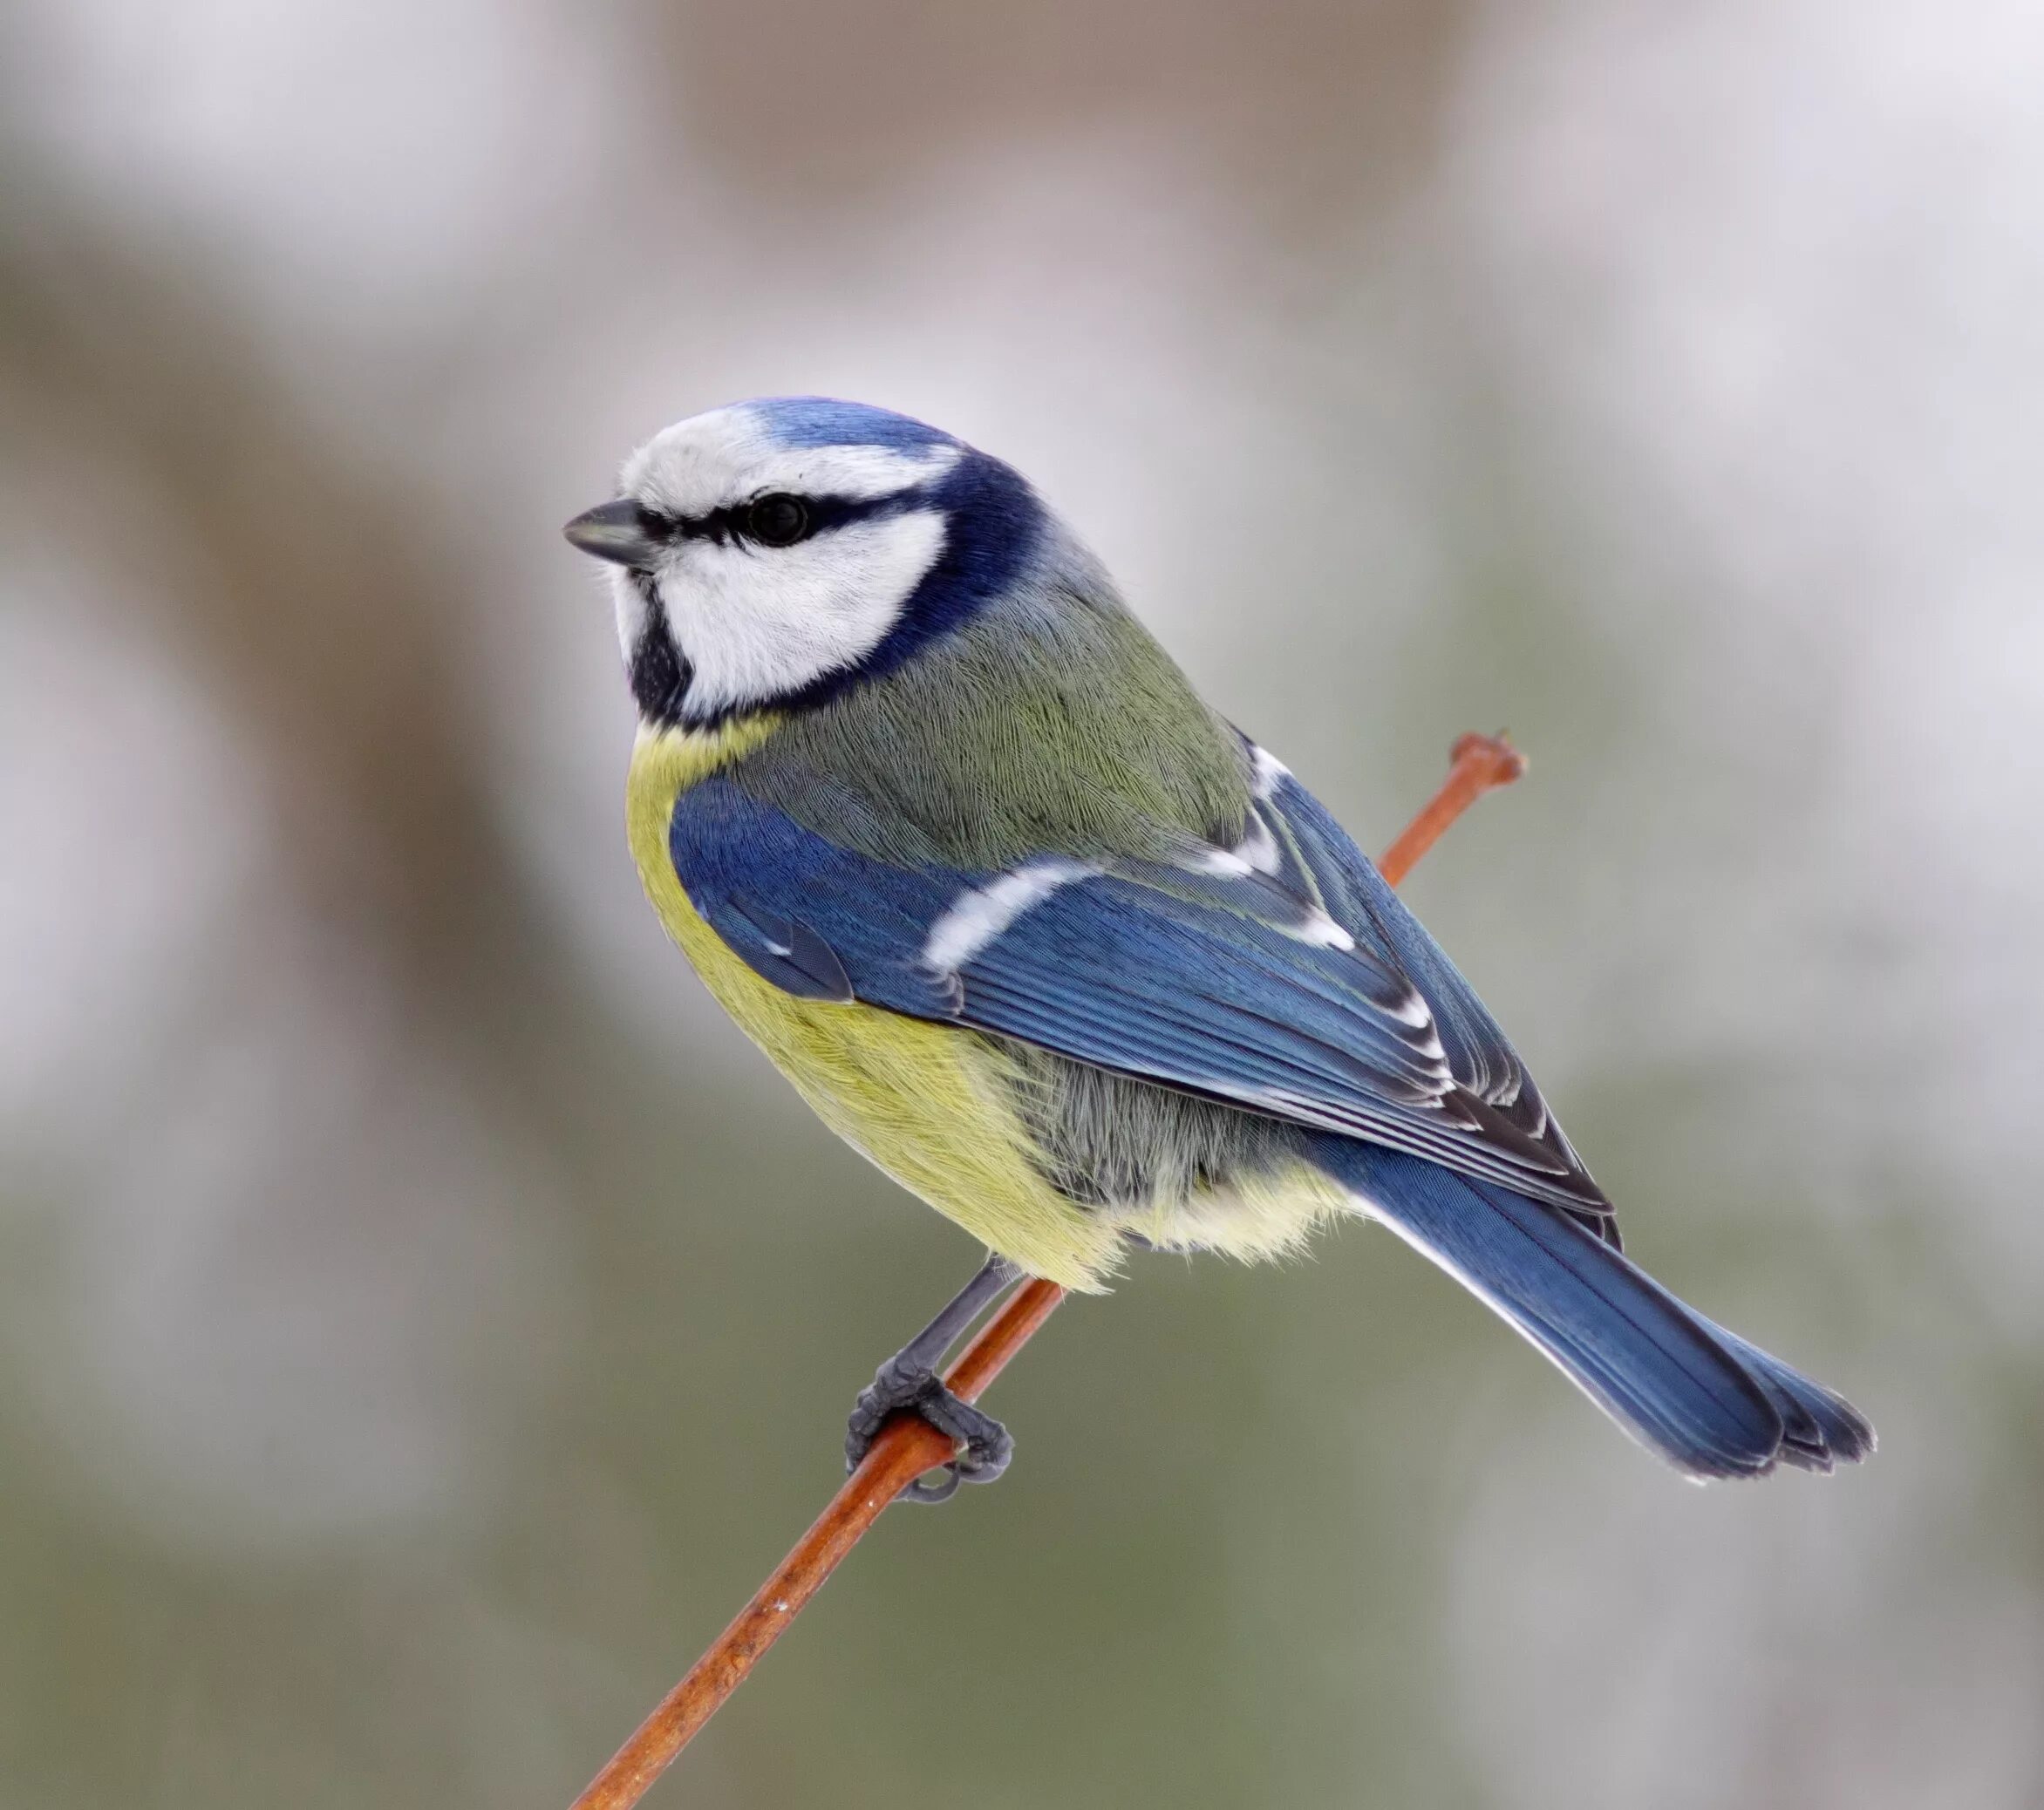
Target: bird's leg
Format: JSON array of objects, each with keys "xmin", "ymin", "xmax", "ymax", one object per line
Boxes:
[{"xmin": 846, "ymin": 1251, "xmax": 1021, "ymax": 1504}]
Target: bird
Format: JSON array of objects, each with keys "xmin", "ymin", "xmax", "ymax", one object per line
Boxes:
[{"xmin": 563, "ymin": 396, "xmax": 1872, "ymax": 1501}]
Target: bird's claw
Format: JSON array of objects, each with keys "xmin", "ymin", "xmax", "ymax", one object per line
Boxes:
[{"xmin": 845, "ymin": 1357, "xmax": 1013, "ymax": 1504}]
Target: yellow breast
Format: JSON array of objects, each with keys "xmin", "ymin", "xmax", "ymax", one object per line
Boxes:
[{"xmin": 624, "ymin": 721, "xmax": 1125, "ymax": 1291}]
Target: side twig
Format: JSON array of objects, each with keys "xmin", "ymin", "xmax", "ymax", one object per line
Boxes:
[{"xmin": 567, "ymin": 731, "xmax": 1529, "ymax": 1810}]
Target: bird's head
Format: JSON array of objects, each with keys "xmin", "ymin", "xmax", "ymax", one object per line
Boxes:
[{"xmin": 565, "ymin": 398, "xmax": 1044, "ymax": 729}]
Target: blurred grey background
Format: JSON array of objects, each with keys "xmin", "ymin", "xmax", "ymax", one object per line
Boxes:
[{"xmin": 3, "ymin": 3, "xmax": 2041, "ymax": 1807}]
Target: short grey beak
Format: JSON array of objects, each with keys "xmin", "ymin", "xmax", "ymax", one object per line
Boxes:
[{"xmin": 563, "ymin": 498, "xmax": 660, "ymax": 568}]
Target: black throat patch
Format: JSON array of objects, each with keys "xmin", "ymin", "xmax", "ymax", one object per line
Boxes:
[{"xmin": 628, "ymin": 573, "xmax": 693, "ymax": 727}]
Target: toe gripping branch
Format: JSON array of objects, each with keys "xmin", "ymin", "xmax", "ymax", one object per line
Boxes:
[
  {"xmin": 846, "ymin": 1358, "xmax": 1014, "ymax": 1502},
  {"xmin": 844, "ymin": 1252, "xmax": 1021, "ymax": 1503},
  {"xmin": 564, "ymin": 731, "xmax": 1530, "ymax": 1810}
]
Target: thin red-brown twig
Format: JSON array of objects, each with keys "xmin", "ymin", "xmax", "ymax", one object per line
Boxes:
[
  {"xmin": 568, "ymin": 731, "xmax": 1528, "ymax": 1810},
  {"xmin": 1377, "ymin": 731, "xmax": 1529, "ymax": 886}
]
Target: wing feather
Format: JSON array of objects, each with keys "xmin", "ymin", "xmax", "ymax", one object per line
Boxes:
[{"xmin": 671, "ymin": 763, "xmax": 1614, "ymax": 1231}]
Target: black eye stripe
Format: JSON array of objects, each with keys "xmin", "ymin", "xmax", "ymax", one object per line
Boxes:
[{"xmin": 640, "ymin": 487, "xmax": 935, "ymax": 548}]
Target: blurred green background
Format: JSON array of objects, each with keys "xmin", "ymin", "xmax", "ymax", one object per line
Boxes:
[{"xmin": 3, "ymin": 3, "xmax": 2040, "ymax": 1806}]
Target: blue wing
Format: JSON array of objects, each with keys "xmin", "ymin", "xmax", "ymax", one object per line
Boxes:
[{"xmin": 671, "ymin": 750, "xmax": 1614, "ymax": 1233}]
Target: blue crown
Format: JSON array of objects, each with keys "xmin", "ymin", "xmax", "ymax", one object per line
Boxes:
[{"xmin": 745, "ymin": 395, "xmax": 959, "ymax": 454}]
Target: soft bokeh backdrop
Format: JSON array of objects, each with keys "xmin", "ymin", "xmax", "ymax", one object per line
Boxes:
[{"xmin": 3, "ymin": 3, "xmax": 2041, "ymax": 1806}]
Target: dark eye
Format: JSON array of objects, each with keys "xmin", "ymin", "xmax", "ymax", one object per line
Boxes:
[{"xmin": 745, "ymin": 493, "xmax": 811, "ymax": 547}]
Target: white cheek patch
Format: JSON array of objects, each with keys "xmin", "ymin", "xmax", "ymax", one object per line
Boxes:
[{"xmin": 657, "ymin": 508, "xmax": 948, "ymax": 715}]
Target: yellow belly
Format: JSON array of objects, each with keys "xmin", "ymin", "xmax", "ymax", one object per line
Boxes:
[{"xmin": 626, "ymin": 723, "xmax": 1127, "ymax": 1291}]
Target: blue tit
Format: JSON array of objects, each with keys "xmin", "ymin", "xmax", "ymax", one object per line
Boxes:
[{"xmin": 564, "ymin": 396, "xmax": 1872, "ymax": 1500}]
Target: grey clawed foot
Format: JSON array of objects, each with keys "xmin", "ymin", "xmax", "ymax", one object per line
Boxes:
[{"xmin": 845, "ymin": 1355, "xmax": 1014, "ymax": 1505}]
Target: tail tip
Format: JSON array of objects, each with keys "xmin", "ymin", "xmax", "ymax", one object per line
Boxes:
[{"xmin": 1703, "ymin": 1324, "xmax": 1876, "ymax": 1479}]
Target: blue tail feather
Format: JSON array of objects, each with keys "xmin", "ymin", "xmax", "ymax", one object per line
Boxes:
[
  {"xmin": 1312, "ymin": 1138, "xmax": 1872, "ymax": 1480},
  {"xmin": 1701, "ymin": 1321, "xmax": 1876, "ymax": 1471}
]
